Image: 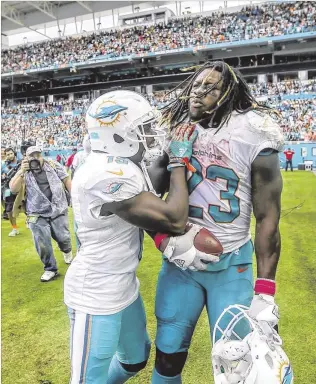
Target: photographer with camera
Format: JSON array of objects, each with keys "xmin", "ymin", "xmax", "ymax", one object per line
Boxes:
[
  {"xmin": 1, "ymin": 148, "xmax": 20, "ymax": 236},
  {"xmin": 9, "ymin": 146, "xmax": 73, "ymax": 282}
]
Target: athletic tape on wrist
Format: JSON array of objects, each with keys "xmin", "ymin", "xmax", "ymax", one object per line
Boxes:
[
  {"xmin": 254, "ymin": 278, "xmax": 276, "ymax": 296},
  {"xmin": 168, "ymin": 157, "xmax": 196, "ymax": 173},
  {"xmin": 167, "ymin": 163, "xmax": 185, "ymax": 171},
  {"xmin": 154, "ymin": 233, "xmax": 168, "ymax": 250}
]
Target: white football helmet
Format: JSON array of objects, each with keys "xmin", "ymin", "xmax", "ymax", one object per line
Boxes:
[
  {"xmin": 212, "ymin": 305, "xmax": 294, "ymax": 384},
  {"xmin": 86, "ymin": 90, "xmax": 165, "ymax": 161}
]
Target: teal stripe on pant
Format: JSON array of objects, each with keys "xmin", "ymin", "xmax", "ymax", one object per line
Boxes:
[
  {"xmin": 80, "ymin": 315, "xmax": 91, "ymax": 383},
  {"xmin": 68, "ymin": 295, "xmax": 151, "ymax": 384}
]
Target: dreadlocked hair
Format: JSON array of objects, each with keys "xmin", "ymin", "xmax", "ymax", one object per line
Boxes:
[{"xmin": 160, "ymin": 60, "xmax": 274, "ymax": 132}]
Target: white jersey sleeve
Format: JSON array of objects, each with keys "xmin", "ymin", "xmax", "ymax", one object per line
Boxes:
[
  {"xmin": 83, "ymin": 158, "xmax": 147, "ymax": 218},
  {"xmin": 72, "ymin": 151, "xmax": 89, "ymax": 172},
  {"xmin": 88, "ymin": 172, "xmax": 146, "ymax": 203},
  {"xmin": 71, "ymin": 152, "xmax": 81, "ymax": 170},
  {"xmin": 233, "ymin": 111, "xmax": 284, "ymax": 164}
]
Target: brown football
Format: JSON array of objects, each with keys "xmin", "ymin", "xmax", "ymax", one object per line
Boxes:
[{"xmin": 188, "ymin": 225, "xmax": 223, "ymax": 255}]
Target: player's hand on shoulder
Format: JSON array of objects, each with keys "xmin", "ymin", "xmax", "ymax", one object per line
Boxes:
[
  {"xmin": 159, "ymin": 224, "xmax": 221, "ymax": 271},
  {"xmin": 168, "ymin": 123, "xmax": 198, "ymax": 163}
]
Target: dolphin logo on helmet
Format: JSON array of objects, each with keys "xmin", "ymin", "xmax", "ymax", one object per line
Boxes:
[
  {"xmin": 89, "ymin": 105, "xmax": 128, "ymax": 120},
  {"xmin": 88, "ymin": 102, "xmax": 128, "ymax": 127}
]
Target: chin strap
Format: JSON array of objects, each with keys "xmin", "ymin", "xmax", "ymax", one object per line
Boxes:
[{"xmin": 140, "ymin": 160, "xmax": 161, "ymax": 197}]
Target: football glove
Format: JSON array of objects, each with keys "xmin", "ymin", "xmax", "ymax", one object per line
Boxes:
[
  {"xmin": 168, "ymin": 123, "xmax": 198, "ymax": 166},
  {"xmin": 248, "ymin": 294, "xmax": 280, "ymax": 337},
  {"xmin": 161, "ymin": 224, "xmax": 220, "ymax": 271}
]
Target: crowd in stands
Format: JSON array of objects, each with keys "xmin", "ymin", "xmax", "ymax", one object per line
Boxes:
[
  {"xmin": 2, "ymin": 84, "xmax": 316, "ymax": 148},
  {"xmin": 277, "ymin": 99, "xmax": 316, "ymax": 141},
  {"xmin": 1, "ymin": 99, "xmax": 90, "ymax": 115},
  {"xmin": 2, "ymin": 1, "xmax": 316, "ymax": 73},
  {"xmin": 1, "ymin": 100, "xmax": 88, "ymax": 150},
  {"xmin": 249, "ymin": 79, "xmax": 316, "ymax": 96}
]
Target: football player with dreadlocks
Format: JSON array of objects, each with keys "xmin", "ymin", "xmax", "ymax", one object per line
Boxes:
[{"xmin": 148, "ymin": 61, "xmax": 284, "ymax": 383}]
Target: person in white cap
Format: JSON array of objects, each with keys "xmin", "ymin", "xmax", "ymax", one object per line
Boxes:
[{"xmin": 9, "ymin": 146, "xmax": 73, "ymax": 282}]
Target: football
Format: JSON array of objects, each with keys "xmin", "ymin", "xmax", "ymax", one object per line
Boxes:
[{"xmin": 187, "ymin": 224, "xmax": 224, "ymax": 256}]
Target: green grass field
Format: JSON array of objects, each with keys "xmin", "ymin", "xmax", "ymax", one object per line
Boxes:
[{"xmin": 2, "ymin": 171, "xmax": 316, "ymax": 384}]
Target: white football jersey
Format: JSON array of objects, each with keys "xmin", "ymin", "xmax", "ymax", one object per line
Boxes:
[
  {"xmin": 188, "ymin": 111, "xmax": 284, "ymax": 253},
  {"xmin": 64, "ymin": 152, "xmax": 147, "ymax": 315},
  {"xmin": 72, "ymin": 151, "xmax": 88, "ymax": 171}
]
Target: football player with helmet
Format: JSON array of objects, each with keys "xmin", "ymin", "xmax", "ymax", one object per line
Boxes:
[
  {"xmin": 146, "ymin": 61, "xmax": 287, "ymax": 383},
  {"xmin": 64, "ymin": 90, "xmax": 208, "ymax": 384}
]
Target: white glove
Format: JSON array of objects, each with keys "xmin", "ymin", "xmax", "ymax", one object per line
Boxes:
[
  {"xmin": 162, "ymin": 224, "xmax": 220, "ymax": 271},
  {"xmin": 248, "ymin": 294, "xmax": 279, "ymax": 337}
]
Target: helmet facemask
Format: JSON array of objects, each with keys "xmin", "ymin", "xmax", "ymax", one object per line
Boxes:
[
  {"xmin": 212, "ymin": 305, "xmax": 293, "ymax": 384},
  {"xmin": 126, "ymin": 109, "xmax": 166, "ymax": 162}
]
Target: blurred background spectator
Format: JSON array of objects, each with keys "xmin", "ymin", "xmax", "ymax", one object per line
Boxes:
[{"xmin": 1, "ymin": 147, "xmax": 20, "ymax": 235}]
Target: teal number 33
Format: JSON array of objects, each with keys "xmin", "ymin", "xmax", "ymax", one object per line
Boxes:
[{"xmin": 188, "ymin": 158, "xmax": 240, "ymax": 223}]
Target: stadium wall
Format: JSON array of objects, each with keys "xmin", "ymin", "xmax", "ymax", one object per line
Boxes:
[{"xmin": 281, "ymin": 142, "xmax": 316, "ymax": 169}]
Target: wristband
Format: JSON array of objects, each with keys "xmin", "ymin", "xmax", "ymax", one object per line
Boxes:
[
  {"xmin": 154, "ymin": 233, "xmax": 169, "ymax": 250},
  {"xmin": 167, "ymin": 163, "xmax": 185, "ymax": 172},
  {"xmin": 168, "ymin": 157, "xmax": 196, "ymax": 173},
  {"xmin": 254, "ymin": 278, "xmax": 276, "ymax": 296}
]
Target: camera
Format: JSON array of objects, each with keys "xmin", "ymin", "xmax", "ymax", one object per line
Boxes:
[
  {"xmin": 2, "ymin": 161, "xmax": 21, "ymax": 189},
  {"xmin": 29, "ymin": 158, "xmax": 41, "ymax": 171},
  {"xmin": 5, "ymin": 160, "xmax": 14, "ymax": 170}
]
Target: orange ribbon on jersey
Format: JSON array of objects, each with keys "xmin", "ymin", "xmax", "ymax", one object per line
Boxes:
[{"xmin": 183, "ymin": 157, "xmax": 196, "ymax": 173}]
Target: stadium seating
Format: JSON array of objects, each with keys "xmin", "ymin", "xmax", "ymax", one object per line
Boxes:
[
  {"xmin": 1, "ymin": 99, "xmax": 89, "ymax": 149},
  {"xmin": 2, "ymin": 85, "xmax": 316, "ymax": 148},
  {"xmin": 278, "ymin": 99, "xmax": 316, "ymax": 141},
  {"xmin": 2, "ymin": 1, "xmax": 316, "ymax": 74},
  {"xmin": 249, "ymin": 79, "xmax": 316, "ymax": 96}
]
